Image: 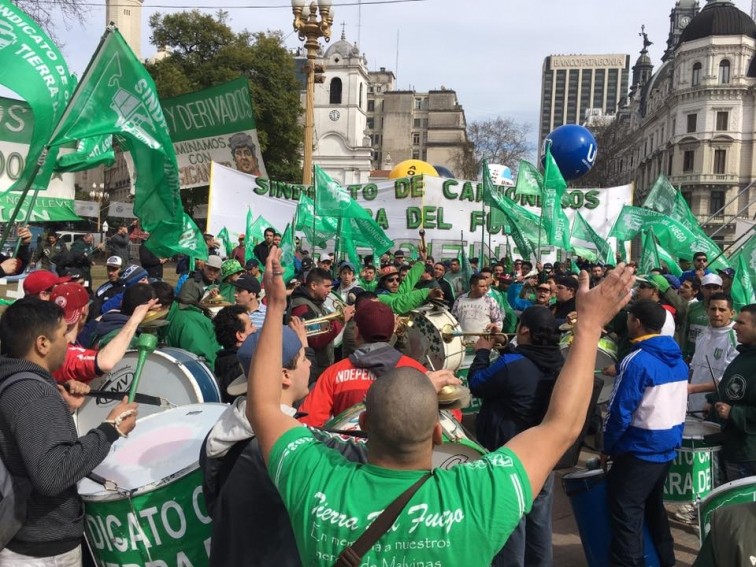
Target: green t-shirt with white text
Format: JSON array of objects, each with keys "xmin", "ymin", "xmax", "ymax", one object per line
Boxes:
[{"xmin": 268, "ymin": 427, "xmax": 533, "ymax": 567}]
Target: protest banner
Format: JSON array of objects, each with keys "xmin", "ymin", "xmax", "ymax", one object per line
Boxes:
[{"xmin": 208, "ymin": 162, "xmax": 631, "ymax": 260}]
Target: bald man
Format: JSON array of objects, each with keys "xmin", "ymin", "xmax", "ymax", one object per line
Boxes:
[{"xmin": 245, "ymin": 246, "xmax": 635, "ymax": 566}]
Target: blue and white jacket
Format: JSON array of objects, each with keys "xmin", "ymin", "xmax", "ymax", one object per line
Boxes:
[{"xmin": 603, "ymin": 335, "xmax": 688, "ymax": 463}]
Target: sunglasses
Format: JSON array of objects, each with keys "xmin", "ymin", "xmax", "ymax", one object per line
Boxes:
[{"xmin": 385, "ymin": 276, "xmax": 400, "ymax": 283}]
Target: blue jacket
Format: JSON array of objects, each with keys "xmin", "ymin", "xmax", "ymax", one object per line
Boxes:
[
  {"xmin": 506, "ymin": 282, "xmax": 533, "ymax": 312},
  {"xmin": 603, "ymin": 335, "xmax": 688, "ymax": 462}
]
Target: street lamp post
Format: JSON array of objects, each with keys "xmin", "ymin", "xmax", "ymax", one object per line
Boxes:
[
  {"xmin": 90, "ymin": 183, "xmax": 109, "ymax": 235},
  {"xmin": 291, "ymin": 0, "xmax": 334, "ymax": 186}
]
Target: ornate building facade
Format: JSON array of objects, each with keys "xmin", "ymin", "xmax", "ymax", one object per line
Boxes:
[{"xmin": 610, "ymin": 0, "xmax": 756, "ymax": 247}]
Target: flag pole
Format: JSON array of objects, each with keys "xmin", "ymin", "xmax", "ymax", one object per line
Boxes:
[
  {"xmin": 709, "ymin": 226, "xmax": 756, "ymax": 264},
  {"xmin": 480, "ymin": 183, "xmax": 486, "ymax": 267}
]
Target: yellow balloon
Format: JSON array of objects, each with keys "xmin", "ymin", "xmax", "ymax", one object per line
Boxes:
[{"xmin": 388, "ymin": 160, "xmax": 439, "ymax": 179}]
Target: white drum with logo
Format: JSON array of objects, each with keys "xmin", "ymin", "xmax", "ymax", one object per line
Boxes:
[{"xmin": 76, "ymin": 347, "xmax": 220, "ymax": 435}]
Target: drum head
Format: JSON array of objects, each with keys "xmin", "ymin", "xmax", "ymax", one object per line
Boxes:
[
  {"xmin": 684, "ymin": 418, "xmax": 721, "ymax": 439},
  {"xmin": 410, "ymin": 306, "xmax": 464, "ymax": 372},
  {"xmin": 79, "ymin": 403, "xmax": 227, "ymax": 498},
  {"xmin": 76, "ymin": 348, "xmax": 220, "ymax": 436}
]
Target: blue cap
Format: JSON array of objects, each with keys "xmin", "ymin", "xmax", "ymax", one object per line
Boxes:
[{"xmin": 236, "ymin": 327, "xmax": 303, "ymax": 376}]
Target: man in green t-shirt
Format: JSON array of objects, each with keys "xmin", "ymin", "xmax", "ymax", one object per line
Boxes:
[{"xmin": 245, "ymin": 247, "xmax": 636, "ymax": 567}]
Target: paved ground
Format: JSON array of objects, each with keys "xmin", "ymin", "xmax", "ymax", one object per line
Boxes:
[{"xmin": 552, "ymin": 450, "xmax": 701, "ymax": 566}]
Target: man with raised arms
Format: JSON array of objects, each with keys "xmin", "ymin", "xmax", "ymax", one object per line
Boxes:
[{"xmin": 246, "ymin": 246, "xmax": 635, "ymax": 566}]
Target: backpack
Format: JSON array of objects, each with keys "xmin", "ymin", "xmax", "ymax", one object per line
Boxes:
[{"xmin": 0, "ymin": 372, "xmax": 47, "ymax": 548}]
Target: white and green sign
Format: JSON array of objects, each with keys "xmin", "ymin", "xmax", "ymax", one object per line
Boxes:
[
  {"xmin": 161, "ymin": 77, "xmax": 267, "ymax": 188},
  {"xmin": 208, "ymin": 162, "xmax": 631, "ymax": 261}
]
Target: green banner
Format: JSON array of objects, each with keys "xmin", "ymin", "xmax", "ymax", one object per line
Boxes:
[
  {"xmin": 0, "ymin": 192, "xmax": 80, "ymax": 222},
  {"xmin": 161, "ymin": 76, "xmax": 256, "ymax": 141},
  {"xmin": 83, "ymin": 469, "xmax": 211, "ymax": 565}
]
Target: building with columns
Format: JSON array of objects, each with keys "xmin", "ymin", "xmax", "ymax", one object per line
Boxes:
[{"xmin": 609, "ymin": 0, "xmax": 756, "ymax": 247}]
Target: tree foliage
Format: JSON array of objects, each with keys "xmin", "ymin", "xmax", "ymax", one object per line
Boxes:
[
  {"xmin": 457, "ymin": 117, "xmax": 532, "ymax": 179},
  {"xmin": 146, "ymin": 10, "xmax": 304, "ymax": 182}
]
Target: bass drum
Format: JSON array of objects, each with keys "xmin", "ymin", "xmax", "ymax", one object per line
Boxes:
[
  {"xmin": 409, "ymin": 304, "xmax": 465, "ymax": 372},
  {"xmin": 79, "ymin": 403, "xmax": 226, "ymax": 566},
  {"xmin": 324, "ymin": 403, "xmax": 486, "ymax": 470},
  {"xmin": 75, "ymin": 347, "xmax": 221, "ymax": 435},
  {"xmin": 560, "ymin": 333, "xmax": 618, "ymax": 404}
]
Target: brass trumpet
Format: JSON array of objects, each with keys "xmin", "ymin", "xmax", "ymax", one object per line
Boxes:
[
  {"xmin": 440, "ymin": 324, "xmax": 513, "ymax": 345},
  {"xmin": 394, "ymin": 316, "xmax": 413, "ymax": 336},
  {"xmin": 304, "ymin": 298, "xmax": 347, "ymax": 336}
]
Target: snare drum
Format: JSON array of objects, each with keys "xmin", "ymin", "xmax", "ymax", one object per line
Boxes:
[
  {"xmin": 664, "ymin": 419, "xmax": 721, "ymax": 503},
  {"xmin": 560, "ymin": 333, "xmax": 618, "ymax": 404},
  {"xmin": 79, "ymin": 403, "xmax": 226, "ymax": 566},
  {"xmin": 76, "ymin": 347, "xmax": 221, "ymax": 435},
  {"xmin": 324, "ymin": 404, "xmax": 486, "ymax": 470},
  {"xmin": 410, "ymin": 305, "xmax": 465, "ymax": 372}
]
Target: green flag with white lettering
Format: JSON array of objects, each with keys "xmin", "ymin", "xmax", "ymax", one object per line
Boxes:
[
  {"xmin": 642, "ymin": 174, "xmax": 678, "ymax": 214},
  {"xmin": 280, "ymin": 223, "xmax": 296, "ymax": 282},
  {"xmin": 0, "ymin": 0, "xmax": 73, "ymax": 192},
  {"xmin": 47, "ymin": 28, "xmax": 205, "ymax": 259},
  {"xmin": 244, "ymin": 208, "xmax": 255, "ymax": 262},
  {"xmin": 55, "ymin": 134, "xmax": 115, "ymax": 172},
  {"xmin": 729, "ymin": 230, "xmax": 756, "ymax": 286},
  {"xmin": 639, "ymin": 229, "xmax": 661, "ymax": 275}
]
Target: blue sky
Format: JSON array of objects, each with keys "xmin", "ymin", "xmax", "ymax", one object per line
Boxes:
[{"xmin": 40, "ymin": 0, "xmax": 756, "ymax": 149}]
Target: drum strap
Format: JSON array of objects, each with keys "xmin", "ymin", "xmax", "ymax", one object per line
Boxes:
[{"xmin": 333, "ymin": 472, "xmax": 431, "ymax": 567}]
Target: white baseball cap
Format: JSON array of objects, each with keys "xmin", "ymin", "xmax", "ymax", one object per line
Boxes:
[
  {"xmin": 701, "ymin": 273, "xmax": 723, "ymax": 287},
  {"xmin": 106, "ymin": 256, "xmax": 123, "ymax": 268}
]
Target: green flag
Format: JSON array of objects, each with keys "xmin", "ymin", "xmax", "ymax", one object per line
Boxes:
[
  {"xmin": 249, "ymin": 215, "xmax": 277, "ymax": 245},
  {"xmin": 731, "ymin": 254, "xmax": 755, "ymax": 312},
  {"xmin": 47, "ymin": 28, "xmax": 205, "ymax": 259},
  {"xmin": 295, "ymin": 194, "xmax": 337, "ymax": 247},
  {"xmin": 481, "ymin": 160, "xmax": 497, "ymax": 206},
  {"xmin": 571, "ymin": 211, "xmax": 613, "ymax": 265},
  {"xmin": 572, "ymin": 245, "xmax": 598, "ymax": 262},
  {"xmin": 217, "ymin": 227, "xmax": 233, "ymax": 257},
  {"xmin": 0, "ymin": 0, "xmax": 73, "ymax": 192},
  {"xmin": 616, "ymin": 239, "xmax": 627, "ymax": 263},
  {"xmin": 314, "ymin": 165, "xmax": 351, "ymax": 216},
  {"xmin": 541, "ymin": 143, "xmax": 571, "ymax": 250},
  {"xmin": 244, "ymin": 208, "xmax": 255, "ymax": 262},
  {"xmin": 730, "ymin": 231, "xmax": 756, "ymax": 285},
  {"xmin": 609, "ymin": 205, "xmax": 728, "ymax": 270},
  {"xmin": 55, "ymin": 134, "xmax": 115, "ymax": 172},
  {"xmin": 654, "ymin": 241, "xmax": 683, "ymax": 277},
  {"xmin": 642, "ymin": 174, "xmax": 678, "ymax": 214},
  {"xmin": 639, "ymin": 229, "xmax": 661, "ymax": 275},
  {"xmin": 311, "ymin": 166, "xmax": 393, "ymax": 254},
  {"xmin": 280, "ymin": 223, "xmax": 296, "ymax": 281},
  {"xmin": 514, "ymin": 160, "xmax": 543, "ymax": 197},
  {"xmin": 0, "ymin": 193, "xmax": 81, "ymax": 222}
]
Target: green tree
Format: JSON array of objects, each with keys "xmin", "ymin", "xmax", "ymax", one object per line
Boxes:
[{"xmin": 146, "ymin": 10, "xmax": 303, "ymax": 182}]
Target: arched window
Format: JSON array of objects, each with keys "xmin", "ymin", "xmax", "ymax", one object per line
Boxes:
[
  {"xmin": 692, "ymin": 62, "xmax": 701, "ymax": 86},
  {"xmin": 330, "ymin": 78, "xmax": 342, "ymax": 104},
  {"xmin": 719, "ymin": 60, "xmax": 730, "ymax": 84}
]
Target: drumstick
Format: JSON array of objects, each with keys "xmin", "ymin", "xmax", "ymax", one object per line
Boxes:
[
  {"xmin": 425, "ymin": 354, "xmax": 436, "ymax": 371},
  {"xmin": 128, "ymin": 333, "xmax": 158, "ymax": 403},
  {"xmin": 83, "ymin": 389, "xmax": 173, "ymax": 408},
  {"xmin": 705, "ymin": 356, "xmax": 719, "ymax": 391}
]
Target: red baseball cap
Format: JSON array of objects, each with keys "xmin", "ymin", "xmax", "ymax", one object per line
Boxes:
[
  {"xmin": 23, "ymin": 271, "xmax": 71, "ymax": 296},
  {"xmin": 51, "ymin": 282, "xmax": 90, "ymax": 325}
]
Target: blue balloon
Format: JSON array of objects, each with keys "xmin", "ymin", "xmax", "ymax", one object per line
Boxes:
[
  {"xmin": 432, "ymin": 165, "xmax": 455, "ymax": 178},
  {"xmin": 544, "ymin": 124, "xmax": 598, "ymax": 181}
]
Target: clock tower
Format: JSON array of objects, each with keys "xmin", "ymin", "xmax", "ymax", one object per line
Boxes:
[
  {"xmin": 309, "ymin": 31, "xmax": 372, "ymax": 185},
  {"xmin": 664, "ymin": 0, "xmax": 700, "ymax": 61}
]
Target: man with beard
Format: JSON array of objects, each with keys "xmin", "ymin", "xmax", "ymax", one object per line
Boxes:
[
  {"xmin": 33, "ymin": 231, "xmax": 67, "ymax": 272},
  {"xmin": 433, "ymin": 262, "xmax": 455, "ymax": 307},
  {"xmin": 468, "ymin": 306, "xmax": 564, "ymax": 566},
  {"xmin": 253, "ymin": 228, "xmax": 275, "ymax": 265}
]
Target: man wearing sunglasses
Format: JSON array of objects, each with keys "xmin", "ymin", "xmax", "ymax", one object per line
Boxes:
[
  {"xmin": 679, "ymin": 251, "xmax": 711, "ymax": 284},
  {"xmin": 376, "ymin": 250, "xmax": 443, "ymax": 315}
]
